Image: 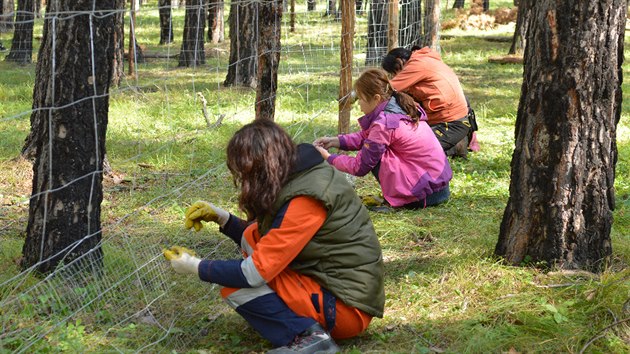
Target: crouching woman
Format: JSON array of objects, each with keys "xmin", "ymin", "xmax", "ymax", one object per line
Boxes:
[{"xmin": 167, "ymin": 120, "xmax": 385, "ymax": 353}]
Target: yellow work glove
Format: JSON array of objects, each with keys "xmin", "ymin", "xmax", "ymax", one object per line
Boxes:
[
  {"xmin": 361, "ymin": 195, "xmax": 384, "ymax": 207},
  {"xmin": 163, "ymin": 246, "xmax": 201, "ymax": 275},
  {"xmin": 184, "ymin": 201, "xmax": 229, "ymax": 231}
]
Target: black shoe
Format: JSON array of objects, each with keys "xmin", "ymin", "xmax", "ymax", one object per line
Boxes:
[
  {"xmin": 366, "ymin": 205, "xmax": 395, "ymax": 213},
  {"xmin": 266, "ymin": 323, "xmax": 340, "ymax": 354}
]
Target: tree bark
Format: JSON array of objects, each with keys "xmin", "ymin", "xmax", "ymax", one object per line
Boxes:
[
  {"xmin": 366, "ymin": 0, "xmax": 387, "ymax": 66},
  {"xmin": 179, "ymin": 0, "xmax": 206, "ymax": 67},
  {"xmin": 423, "ymin": 0, "xmax": 440, "ymax": 50},
  {"xmin": 339, "ymin": 0, "xmax": 354, "ymax": 134},
  {"xmin": 207, "ymin": 0, "xmax": 224, "ymax": 43},
  {"xmin": 399, "ymin": 0, "xmax": 422, "ymax": 48},
  {"xmin": 224, "ymin": 0, "xmax": 257, "ymax": 87},
  {"xmin": 159, "ymin": 0, "xmax": 174, "ymax": 44},
  {"xmin": 496, "ymin": 0, "xmax": 625, "ymax": 272},
  {"xmin": 452, "ymin": 0, "xmax": 464, "ymax": 9},
  {"xmin": 5, "ymin": 0, "xmax": 34, "ymax": 63},
  {"xmin": 387, "ymin": 0, "xmax": 399, "ymax": 51},
  {"xmin": 255, "ymin": 0, "xmax": 282, "ymax": 121},
  {"xmin": 508, "ymin": 0, "xmax": 531, "ymax": 55},
  {"xmin": 111, "ymin": 0, "xmax": 125, "ymax": 86},
  {"xmin": 289, "ymin": 0, "xmax": 295, "ymax": 32},
  {"xmin": 325, "ymin": 0, "xmax": 338, "ymax": 17},
  {"xmin": 1, "ymin": 0, "xmax": 15, "ymax": 32},
  {"xmin": 21, "ymin": 0, "xmax": 117, "ymax": 274},
  {"xmin": 307, "ymin": 0, "xmax": 316, "ymax": 11}
]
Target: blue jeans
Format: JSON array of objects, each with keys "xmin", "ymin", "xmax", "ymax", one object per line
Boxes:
[{"xmin": 371, "ymin": 162, "xmax": 450, "ymax": 209}]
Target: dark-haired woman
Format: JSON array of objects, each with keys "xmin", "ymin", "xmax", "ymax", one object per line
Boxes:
[
  {"xmin": 382, "ymin": 46, "xmax": 477, "ymax": 157},
  {"xmin": 169, "ymin": 119, "xmax": 384, "ymax": 353},
  {"xmin": 315, "ymin": 68, "xmax": 452, "ymax": 210}
]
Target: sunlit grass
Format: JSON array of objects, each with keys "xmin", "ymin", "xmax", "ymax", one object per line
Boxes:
[{"xmin": 0, "ymin": 1, "xmax": 628, "ymax": 353}]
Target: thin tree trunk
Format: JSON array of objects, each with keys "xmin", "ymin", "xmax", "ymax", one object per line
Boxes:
[
  {"xmin": 159, "ymin": 0, "xmax": 174, "ymax": 44},
  {"xmin": 255, "ymin": 0, "xmax": 282, "ymax": 121},
  {"xmin": 325, "ymin": 0, "xmax": 338, "ymax": 17},
  {"xmin": 179, "ymin": 0, "xmax": 206, "ymax": 67},
  {"xmin": 224, "ymin": 0, "xmax": 257, "ymax": 87},
  {"xmin": 21, "ymin": 0, "xmax": 117, "ymax": 274},
  {"xmin": 5, "ymin": 0, "xmax": 34, "ymax": 63},
  {"xmin": 1, "ymin": 0, "xmax": 15, "ymax": 32},
  {"xmin": 423, "ymin": 0, "xmax": 440, "ymax": 50},
  {"xmin": 496, "ymin": 0, "xmax": 625, "ymax": 272},
  {"xmin": 339, "ymin": 0, "xmax": 354, "ymax": 134},
  {"xmin": 387, "ymin": 0, "xmax": 399, "ymax": 51},
  {"xmin": 508, "ymin": 0, "xmax": 531, "ymax": 55},
  {"xmin": 290, "ymin": 0, "xmax": 295, "ymax": 32},
  {"xmin": 111, "ymin": 0, "xmax": 125, "ymax": 86},
  {"xmin": 207, "ymin": 0, "xmax": 224, "ymax": 43},
  {"xmin": 452, "ymin": 0, "xmax": 464, "ymax": 8}
]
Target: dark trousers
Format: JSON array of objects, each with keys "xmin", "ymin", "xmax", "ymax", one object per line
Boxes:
[
  {"xmin": 235, "ymin": 293, "xmax": 316, "ymax": 347},
  {"xmin": 430, "ymin": 117, "xmax": 471, "ymax": 155}
]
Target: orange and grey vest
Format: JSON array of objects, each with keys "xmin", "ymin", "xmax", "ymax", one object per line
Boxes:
[{"xmin": 257, "ymin": 150, "xmax": 385, "ymax": 318}]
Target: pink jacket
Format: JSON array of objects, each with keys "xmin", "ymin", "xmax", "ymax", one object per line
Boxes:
[{"xmin": 328, "ymin": 98, "xmax": 452, "ymax": 207}]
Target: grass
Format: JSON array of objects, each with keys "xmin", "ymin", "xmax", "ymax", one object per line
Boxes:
[{"xmin": 1, "ymin": 0, "xmax": 629, "ymax": 353}]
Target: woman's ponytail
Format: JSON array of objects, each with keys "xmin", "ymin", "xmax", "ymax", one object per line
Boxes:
[{"xmin": 393, "ymin": 91, "xmax": 421, "ymax": 122}]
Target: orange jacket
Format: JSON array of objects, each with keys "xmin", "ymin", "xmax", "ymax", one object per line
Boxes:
[{"xmin": 389, "ymin": 47, "xmax": 469, "ymax": 125}]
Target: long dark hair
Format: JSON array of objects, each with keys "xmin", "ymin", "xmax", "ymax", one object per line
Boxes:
[
  {"xmin": 354, "ymin": 68, "xmax": 421, "ymax": 121},
  {"xmin": 226, "ymin": 120, "xmax": 297, "ymax": 220},
  {"xmin": 381, "ymin": 46, "xmax": 422, "ymax": 75}
]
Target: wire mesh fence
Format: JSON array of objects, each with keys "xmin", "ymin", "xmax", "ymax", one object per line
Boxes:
[{"xmin": 0, "ymin": 0, "xmax": 434, "ymax": 352}]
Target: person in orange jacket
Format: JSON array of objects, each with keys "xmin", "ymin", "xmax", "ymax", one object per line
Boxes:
[
  {"xmin": 382, "ymin": 46, "xmax": 479, "ymax": 157},
  {"xmin": 166, "ymin": 120, "xmax": 385, "ymax": 353}
]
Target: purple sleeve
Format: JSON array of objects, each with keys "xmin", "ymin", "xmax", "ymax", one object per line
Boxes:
[
  {"xmin": 330, "ymin": 123, "xmax": 390, "ymax": 176},
  {"xmin": 338, "ymin": 131, "xmax": 368, "ymax": 151},
  {"xmin": 198, "ymin": 259, "xmax": 251, "ymax": 288}
]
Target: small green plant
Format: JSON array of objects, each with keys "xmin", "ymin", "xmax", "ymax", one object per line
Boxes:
[{"xmin": 54, "ymin": 320, "xmax": 86, "ymax": 352}]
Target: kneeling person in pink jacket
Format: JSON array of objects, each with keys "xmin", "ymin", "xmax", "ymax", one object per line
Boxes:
[{"xmin": 314, "ymin": 68, "xmax": 452, "ymax": 210}]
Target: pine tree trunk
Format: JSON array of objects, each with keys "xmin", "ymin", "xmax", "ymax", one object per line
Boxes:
[
  {"xmin": 1, "ymin": 0, "xmax": 15, "ymax": 32},
  {"xmin": 423, "ymin": 0, "xmax": 440, "ymax": 50},
  {"xmin": 159, "ymin": 0, "xmax": 174, "ymax": 44},
  {"xmin": 339, "ymin": 0, "xmax": 354, "ymax": 134},
  {"xmin": 508, "ymin": 0, "xmax": 531, "ymax": 55},
  {"xmin": 207, "ymin": 0, "xmax": 224, "ymax": 43},
  {"xmin": 224, "ymin": 0, "xmax": 257, "ymax": 87},
  {"xmin": 5, "ymin": 0, "xmax": 33, "ymax": 63},
  {"xmin": 496, "ymin": 0, "xmax": 625, "ymax": 272},
  {"xmin": 179, "ymin": 0, "xmax": 206, "ymax": 67},
  {"xmin": 255, "ymin": 0, "xmax": 282, "ymax": 121},
  {"xmin": 111, "ymin": 0, "xmax": 125, "ymax": 86},
  {"xmin": 366, "ymin": 0, "xmax": 387, "ymax": 66},
  {"xmin": 21, "ymin": 0, "xmax": 117, "ymax": 274},
  {"xmin": 325, "ymin": 0, "xmax": 338, "ymax": 17}
]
